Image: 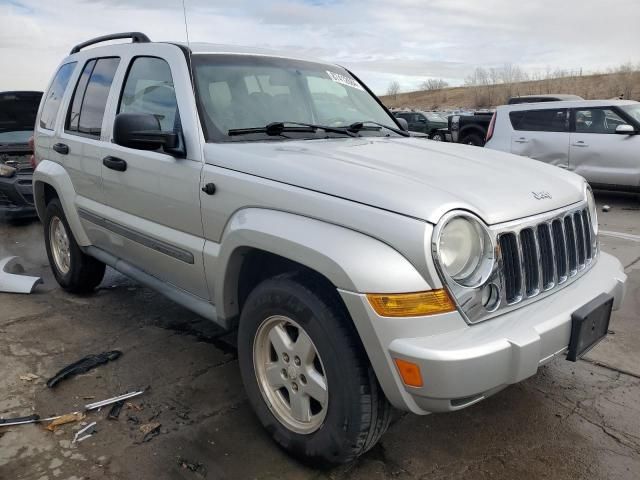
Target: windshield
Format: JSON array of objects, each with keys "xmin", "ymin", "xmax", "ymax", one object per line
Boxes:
[
  {"xmin": 0, "ymin": 130, "xmax": 32, "ymax": 144},
  {"xmin": 621, "ymin": 104, "xmax": 640, "ymax": 125},
  {"xmin": 193, "ymin": 55, "xmax": 399, "ymax": 141}
]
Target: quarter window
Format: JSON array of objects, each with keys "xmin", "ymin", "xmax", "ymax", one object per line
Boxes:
[
  {"xmin": 510, "ymin": 109, "xmax": 567, "ymax": 132},
  {"xmin": 39, "ymin": 62, "xmax": 77, "ymax": 130},
  {"xmin": 66, "ymin": 57, "xmax": 120, "ymax": 137},
  {"xmin": 574, "ymin": 108, "xmax": 626, "ymax": 134},
  {"xmin": 119, "ymin": 57, "xmax": 179, "ymax": 132}
]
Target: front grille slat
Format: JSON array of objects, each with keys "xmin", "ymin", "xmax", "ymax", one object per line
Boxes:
[{"xmin": 499, "ymin": 208, "xmax": 594, "ymax": 308}]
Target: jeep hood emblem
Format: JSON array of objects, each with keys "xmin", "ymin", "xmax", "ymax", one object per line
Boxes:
[{"xmin": 532, "ymin": 191, "xmax": 552, "ymax": 200}]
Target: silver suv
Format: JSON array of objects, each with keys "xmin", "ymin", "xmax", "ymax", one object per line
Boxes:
[{"xmin": 33, "ymin": 33, "xmax": 627, "ymax": 465}]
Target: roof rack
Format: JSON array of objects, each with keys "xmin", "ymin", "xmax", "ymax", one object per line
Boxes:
[{"xmin": 70, "ymin": 32, "xmax": 151, "ymax": 55}]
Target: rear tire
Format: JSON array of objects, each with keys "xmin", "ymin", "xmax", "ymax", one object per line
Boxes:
[
  {"xmin": 430, "ymin": 132, "xmax": 444, "ymax": 142},
  {"xmin": 238, "ymin": 273, "xmax": 392, "ymax": 466},
  {"xmin": 461, "ymin": 133, "xmax": 484, "ymax": 146},
  {"xmin": 44, "ymin": 199, "xmax": 105, "ymax": 293}
]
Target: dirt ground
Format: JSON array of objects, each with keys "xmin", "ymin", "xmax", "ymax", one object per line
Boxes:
[{"xmin": 1, "ymin": 192, "xmax": 639, "ymax": 480}]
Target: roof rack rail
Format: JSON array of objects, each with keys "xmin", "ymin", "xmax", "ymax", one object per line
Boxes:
[{"xmin": 70, "ymin": 32, "xmax": 151, "ymax": 54}]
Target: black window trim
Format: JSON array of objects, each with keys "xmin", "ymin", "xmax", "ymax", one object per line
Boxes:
[{"xmin": 64, "ymin": 56, "xmax": 121, "ymax": 140}]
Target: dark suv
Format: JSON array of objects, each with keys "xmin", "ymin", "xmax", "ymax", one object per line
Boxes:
[
  {"xmin": 0, "ymin": 91, "xmax": 42, "ymax": 220},
  {"xmin": 394, "ymin": 110, "xmax": 448, "ymax": 140}
]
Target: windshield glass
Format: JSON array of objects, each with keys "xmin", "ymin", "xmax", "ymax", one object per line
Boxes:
[
  {"xmin": 621, "ymin": 104, "xmax": 640, "ymax": 125},
  {"xmin": 0, "ymin": 130, "xmax": 32, "ymax": 144},
  {"xmin": 193, "ymin": 55, "xmax": 399, "ymax": 141}
]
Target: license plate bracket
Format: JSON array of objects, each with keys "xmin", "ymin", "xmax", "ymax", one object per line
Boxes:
[{"xmin": 567, "ymin": 293, "xmax": 614, "ymax": 362}]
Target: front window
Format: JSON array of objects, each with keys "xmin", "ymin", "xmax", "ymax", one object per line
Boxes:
[
  {"xmin": 193, "ymin": 55, "xmax": 399, "ymax": 142},
  {"xmin": 620, "ymin": 104, "xmax": 640, "ymax": 125}
]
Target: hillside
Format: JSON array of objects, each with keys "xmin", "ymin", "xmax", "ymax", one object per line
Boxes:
[{"xmin": 380, "ymin": 71, "xmax": 640, "ymax": 110}]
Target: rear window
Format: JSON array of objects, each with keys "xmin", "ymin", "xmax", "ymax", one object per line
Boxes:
[
  {"xmin": 66, "ymin": 57, "xmax": 120, "ymax": 137},
  {"xmin": 509, "ymin": 109, "xmax": 567, "ymax": 132},
  {"xmin": 39, "ymin": 62, "xmax": 77, "ymax": 130}
]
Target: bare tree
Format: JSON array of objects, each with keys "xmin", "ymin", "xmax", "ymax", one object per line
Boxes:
[
  {"xmin": 420, "ymin": 78, "xmax": 449, "ymax": 91},
  {"xmin": 386, "ymin": 80, "xmax": 401, "ymax": 98}
]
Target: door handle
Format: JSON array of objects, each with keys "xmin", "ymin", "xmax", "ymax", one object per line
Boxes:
[
  {"xmin": 572, "ymin": 141, "xmax": 588, "ymax": 147},
  {"xmin": 514, "ymin": 138, "xmax": 529, "ymax": 144},
  {"xmin": 53, "ymin": 143, "xmax": 69, "ymax": 155},
  {"xmin": 102, "ymin": 156, "xmax": 127, "ymax": 172}
]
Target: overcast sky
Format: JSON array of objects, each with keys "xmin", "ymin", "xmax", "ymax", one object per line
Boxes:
[{"xmin": 1, "ymin": 0, "xmax": 639, "ymax": 94}]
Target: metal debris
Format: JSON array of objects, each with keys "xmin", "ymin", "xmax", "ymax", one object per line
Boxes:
[
  {"xmin": 107, "ymin": 401, "xmax": 124, "ymax": 420},
  {"xmin": 85, "ymin": 390, "xmax": 144, "ymax": 411},
  {"xmin": 46, "ymin": 351, "xmax": 123, "ymax": 388},
  {"xmin": 73, "ymin": 421, "xmax": 97, "ymax": 444},
  {"xmin": 0, "ymin": 256, "xmax": 42, "ymax": 294}
]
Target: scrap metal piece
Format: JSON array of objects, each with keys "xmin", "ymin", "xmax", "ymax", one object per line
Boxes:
[
  {"xmin": 107, "ymin": 401, "xmax": 124, "ymax": 420},
  {"xmin": 72, "ymin": 421, "xmax": 97, "ymax": 444},
  {"xmin": 0, "ymin": 256, "xmax": 42, "ymax": 294},
  {"xmin": 0, "ymin": 414, "xmax": 40, "ymax": 427},
  {"xmin": 85, "ymin": 390, "xmax": 145, "ymax": 411},
  {"xmin": 46, "ymin": 351, "xmax": 123, "ymax": 388}
]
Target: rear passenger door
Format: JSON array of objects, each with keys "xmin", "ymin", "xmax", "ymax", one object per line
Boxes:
[
  {"xmin": 569, "ymin": 107, "xmax": 640, "ymax": 188},
  {"xmin": 57, "ymin": 57, "xmax": 120, "ymax": 211},
  {"xmin": 99, "ymin": 48, "xmax": 208, "ymax": 299},
  {"xmin": 509, "ymin": 108, "xmax": 570, "ymax": 169}
]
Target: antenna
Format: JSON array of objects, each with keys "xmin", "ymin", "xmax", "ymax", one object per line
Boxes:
[{"xmin": 182, "ymin": 0, "xmax": 190, "ymax": 47}]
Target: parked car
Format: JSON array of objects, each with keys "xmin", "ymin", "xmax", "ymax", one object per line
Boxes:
[
  {"xmin": 393, "ymin": 110, "xmax": 448, "ymax": 140},
  {"xmin": 33, "ymin": 32, "xmax": 626, "ymax": 465},
  {"xmin": 508, "ymin": 94, "xmax": 584, "ymax": 105},
  {"xmin": 448, "ymin": 111, "xmax": 494, "ymax": 146},
  {"xmin": 0, "ymin": 90, "xmax": 42, "ymax": 220},
  {"xmin": 485, "ymin": 100, "xmax": 640, "ymax": 192}
]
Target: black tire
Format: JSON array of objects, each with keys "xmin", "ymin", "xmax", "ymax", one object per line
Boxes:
[
  {"xmin": 44, "ymin": 199, "xmax": 105, "ymax": 293},
  {"xmin": 238, "ymin": 273, "xmax": 392, "ymax": 466},
  {"xmin": 430, "ymin": 132, "xmax": 444, "ymax": 141},
  {"xmin": 460, "ymin": 132, "xmax": 485, "ymax": 146}
]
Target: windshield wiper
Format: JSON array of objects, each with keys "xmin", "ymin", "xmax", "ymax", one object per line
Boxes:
[
  {"xmin": 348, "ymin": 121, "xmax": 410, "ymax": 137},
  {"xmin": 228, "ymin": 121, "xmax": 357, "ymax": 137}
]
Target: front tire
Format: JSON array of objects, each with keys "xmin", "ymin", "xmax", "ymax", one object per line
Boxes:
[
  {"xmin": 44, "ymin": 199, "xmax": 105, "ymax": 293},
  {"xmin": 430, "ymin": 132, "xmax": 444, "ymax": 141},
  {"xmin": 238, "ymin": 273, "xmax": 392, "ymax": 466}
]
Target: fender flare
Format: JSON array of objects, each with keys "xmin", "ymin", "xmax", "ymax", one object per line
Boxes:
[
  {"xmin": 458, "ymin": 125, "xmax": 487, "ymax": 142},
  {"xmin": 33, "ymin": 160, "xmax": 91, "ymax": 246},
  {"xmin": 213, "ymin": 208, "xmax": 431, "ymax": 322}
]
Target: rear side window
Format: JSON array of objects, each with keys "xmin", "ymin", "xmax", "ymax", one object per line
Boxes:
[
  {"xmin": 39, "ymin": 62, "xmax": 77, "ymax": 130},
  {"xmin": 510, "ymin": 109, "xmax": 567, "ymax": 132},
  {"xmin": 118, "ymin": 57, "xmax": 179, "ymax": 132},
  {"xmin": 66, "ymin": 57, "xmax": 120, "ymax": 137}
]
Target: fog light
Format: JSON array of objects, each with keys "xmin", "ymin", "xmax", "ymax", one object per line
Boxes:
[
  {"xmin": 394, "ymin": 358, "xmax": 423, "ymax": 387},
  {"xmin": 481, "ymin": 283, "xmax": 500, "ymax": 311}
]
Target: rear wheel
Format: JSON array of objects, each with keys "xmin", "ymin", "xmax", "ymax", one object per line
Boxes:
[
  {"xmin": 461, "ymin": 133, "xmax": 484, "ymax": 146},
  {"xmin": 430, "ymin": 132, "xmax": 444, "ymax": 141},
  {"xmin": 44, "ymin": 199, "xmax": 105, "ymax": 293},
  {"xmin": 238, "ymin": 273, "xmax": 392, "ymax": 466}
]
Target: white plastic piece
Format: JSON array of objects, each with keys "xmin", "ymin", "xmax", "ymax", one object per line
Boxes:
[{"xmin": 0, "ymin": 256, "xmax": 42, "ymax": 294}]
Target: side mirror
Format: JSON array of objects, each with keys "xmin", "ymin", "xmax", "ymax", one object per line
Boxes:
[
  {"xmin": 615, "ymin": 124, "xmax": 637, "ymax": 135},
  {"xmin": 113, "ymin": 113, "xmax": 183, "ymax": 155},
  {"xmin": 396, "ymin": 117, "xmax": 409, "ymax": 131}
]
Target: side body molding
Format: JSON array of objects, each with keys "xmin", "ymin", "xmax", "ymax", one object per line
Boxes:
[
  {"xmin": 209, "ymin": 208, "xmax": 432, "ymax": 326},
  {"xmin": 33, "ymin": 159, "xmax": 91, "ymax": 246}
]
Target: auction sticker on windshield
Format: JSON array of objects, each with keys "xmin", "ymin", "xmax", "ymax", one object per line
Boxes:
[{"xmin": 327, "ymin": 71, "xmax": 364, "ymax": 91}]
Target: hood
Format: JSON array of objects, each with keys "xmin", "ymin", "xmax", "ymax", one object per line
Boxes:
[
  {"xmin": 204, "ymin": 137, "xmax": 585, "ymax": 225},
  {"xmin": 0, "ymin": 91, "xmax": 42, "ymax": 139}
]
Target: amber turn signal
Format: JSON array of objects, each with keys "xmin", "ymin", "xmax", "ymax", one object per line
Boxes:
[
  {"xmin": 394, "ymin": 358, "xmax": 423, "ymax": 387},
  {"xmin": 366, "ymin": 289, "xmax": 456, "ymax": 317}
]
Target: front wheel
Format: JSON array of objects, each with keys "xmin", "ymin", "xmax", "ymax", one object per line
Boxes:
[
  {"xmin": 238, "ymin": 273, "xmax": 392, "ymax": 466},
  {"xmin": 430, "ymin": 132, "xmax": 444, "ymax": 142}
]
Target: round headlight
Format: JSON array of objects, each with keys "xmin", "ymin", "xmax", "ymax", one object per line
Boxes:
[
  {"xmin": 586, "ymin": 185, "xmax": 598, "ymax": 236},
  {"xmin": 438, "ymin": 216, "xmax": 488, "ymax": 286}
]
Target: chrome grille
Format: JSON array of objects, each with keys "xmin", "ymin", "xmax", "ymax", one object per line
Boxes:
[{"xmin": 498, "ymin": 207, "xmax": 595, "ymax": 306}]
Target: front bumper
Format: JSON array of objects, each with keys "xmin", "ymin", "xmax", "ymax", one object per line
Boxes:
[
  {"xmin": 0, "ymin": 170, "xmax": 36, "ymax": 220},
  {"xmin": 340, "ymin": 251, "xmax": 626, "ymax": 414}
]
